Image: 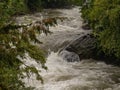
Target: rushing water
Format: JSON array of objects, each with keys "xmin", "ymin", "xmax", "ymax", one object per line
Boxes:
[{"xmin": 17, "ymin": 7, "xmax": 120, "ymax": 90}]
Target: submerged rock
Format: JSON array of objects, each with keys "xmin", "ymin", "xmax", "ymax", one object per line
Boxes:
[{"xmin": 60, "ymin": 34, "xmax": 97, "ymax": 60}]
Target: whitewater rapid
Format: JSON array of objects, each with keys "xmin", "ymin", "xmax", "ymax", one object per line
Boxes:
[{"xmin": 17, "ymin": 7, "xmax": 120, "ymax": 90}]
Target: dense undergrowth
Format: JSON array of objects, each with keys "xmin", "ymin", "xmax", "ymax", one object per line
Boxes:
[{"xmin": 80, "ymin": 0, "xmax": 120, "ymax": 60}]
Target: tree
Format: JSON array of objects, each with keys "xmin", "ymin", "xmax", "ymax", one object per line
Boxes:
[{"xmin": 0, "ymin": 0, "xmax": 65, "ymax": 89}]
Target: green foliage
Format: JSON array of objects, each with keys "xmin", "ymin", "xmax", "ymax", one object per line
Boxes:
[
  {"xmin": 80, "ymin": 0, "xmax": 120, "ymax": 59},
  {"xmin": 0, "ymin": 0, "xmax": 66, "ymax": 89}
]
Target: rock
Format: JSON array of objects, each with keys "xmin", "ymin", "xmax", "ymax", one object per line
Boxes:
[
  {"xmin": 60, "ymin": 34, "xmax": 97, "ymax": 60},
  {"xmin": 59, "ymin": 50, "xmax": 80, "ymax": 62},
  {"xmin": 82, "ymin": 23, "xmax": 91, "ymax": 30}
]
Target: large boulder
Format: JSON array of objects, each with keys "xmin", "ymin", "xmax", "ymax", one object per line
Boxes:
[{"xmin": 59, "ymin": 34, "xmax": 97, "ymax": 61}]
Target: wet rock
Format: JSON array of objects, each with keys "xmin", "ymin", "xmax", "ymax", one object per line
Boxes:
[
  {"xmin": 82, "ymin": 23, "xmax": 91, "ymax": 30},
  {"xmin": 61, "ymin": 34, "xmax": 97, "ymax": 60},
  {"xmin": 59, "ymin": 50, "xmax": 80, "ymax": 62}
]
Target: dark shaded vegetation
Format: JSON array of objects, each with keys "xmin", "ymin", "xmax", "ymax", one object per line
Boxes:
[
  {"xmin": 26, "ymin": 0, "xmax": 83, "ymax": 9},
  {"xmin": 41, "ymin": 0, "xmax": 71, "ymax": 8}
]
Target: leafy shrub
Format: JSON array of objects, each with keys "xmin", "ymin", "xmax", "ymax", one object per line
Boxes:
[{"xmin": 81, "ymin": 0, "xmax": 120, "ymax": 59}]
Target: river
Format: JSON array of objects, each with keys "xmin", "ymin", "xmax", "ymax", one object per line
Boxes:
[{"xmin": 16, "ymin": 7, "xmax": 120, "ymax": 90}]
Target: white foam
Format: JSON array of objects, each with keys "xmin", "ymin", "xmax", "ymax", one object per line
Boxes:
[{"xmin": 22, "ymin": 52, "xmax": 120, "ymax": 90}]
